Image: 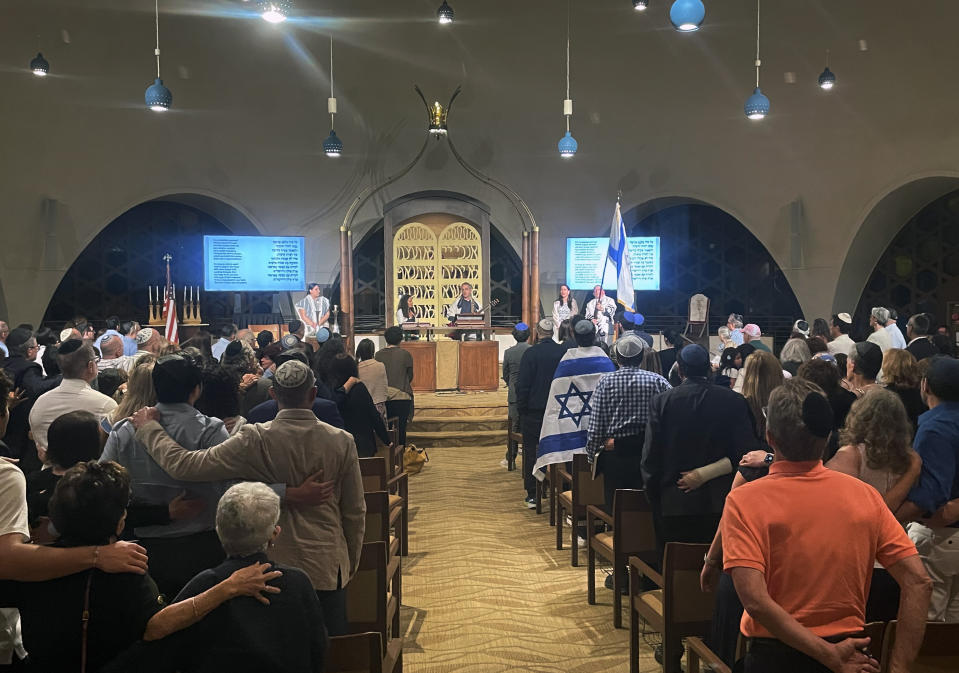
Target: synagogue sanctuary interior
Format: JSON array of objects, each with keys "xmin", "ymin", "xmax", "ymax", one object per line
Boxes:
[{"xmin": 1, "ymin": 1, "xmax": 959, "ymax": 672}]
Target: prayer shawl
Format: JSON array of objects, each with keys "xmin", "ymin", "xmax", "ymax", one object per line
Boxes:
[{"xmin": 534, "ymin": 345, "xmax": 616, "ymax": 475}]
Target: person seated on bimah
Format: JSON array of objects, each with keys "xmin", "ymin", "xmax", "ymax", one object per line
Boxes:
[
  {"xmin": 446, "ymin": 282, "xmax": 483, "ymax": 341},
  {"xmin": 585, "ymin": 285, "xmax": 617, "ymax": 346},
  {"xmin": 395, "ymin": 294, "xmax": 420, "ymax": 341},
  {"xmin": 295, "ymin": 283, "xmax": 330, "ymax": 338}
]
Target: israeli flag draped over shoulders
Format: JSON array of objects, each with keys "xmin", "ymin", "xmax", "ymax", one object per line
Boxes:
[
  {"xmin": 608, "ymin": 201, "xmax": 636, "ymax": 313},
  {"xmin": 534, "ymin": 346, "xmax": 616, "ymax": 475}
]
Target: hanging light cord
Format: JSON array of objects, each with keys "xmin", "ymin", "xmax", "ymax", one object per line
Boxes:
[
  {"xmin": 154, "ymin": 0, "xmax": 161, "ymax": 78},
  {"xmin": 330, "ymin": 38, "xmax": 335, "ymax": 130},
  {"xmin": 754, "ymin": 0, "xmax": 761, "ymax": 88},
  {"xmin": 565, "ymin": 0, "xmax": 571, "ymax": 132}
]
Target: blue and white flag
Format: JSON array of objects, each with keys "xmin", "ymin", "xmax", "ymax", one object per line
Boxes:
[
  {"xmin": 534, "ymin": 345, "xmax": 616, "ymax": 475},
  {"xmin": 607, "ymin": 201, "xmax": 636, "ymax": 313}
]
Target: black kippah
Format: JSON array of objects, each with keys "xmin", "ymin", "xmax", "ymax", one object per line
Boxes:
[
  {"xmin": 58, "ymin": 339, "xmax": 84, "ymax": 355},
  {"xmin": 801, "ymin": 392, "xmax": 834, "ymax": 438},
  {"xmin": 224, "ymin": 340, "xmax": 244, "ymax": 357}
]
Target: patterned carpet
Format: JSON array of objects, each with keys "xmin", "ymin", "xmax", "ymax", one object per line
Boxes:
[{"xmin": 399, "ymin": 444, "xmax": 657, "ymax": 672}]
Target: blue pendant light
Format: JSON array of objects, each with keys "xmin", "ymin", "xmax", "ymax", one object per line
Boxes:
[
  {"xmin": 633, "ymin": 0, "xmax": 649, "ymax": 11},
  {"xmin": 145, "ymin": 0, "xmax": 172, "ymax": 111},
  {"xmin": 818, "ymin": 51, "xmax": 835, "ymax": 90},
  {"xmin": 259, "ymin": 0, "xmax": 292, "ymax": 24},
  {"xmin": 30, "ymin": 52, "xmax": 49, "ymax": 77},
  {"xmin": 669, "ymin": 0, "xmax": 705, "ymax": 32},
  {"xmin": 744, "ymin": 0, "xmax": 768, "ymax": 120},
  {"xmin": 324, "ymin": 38, "xmax": 343, "ymax": 158},
  {"xmin": 558, "ymin": 2, "xmax": 577, "ymax": 158},
  {"xmin": 437, "ymin": 1, "xmax": 454, "ymax": 24}
]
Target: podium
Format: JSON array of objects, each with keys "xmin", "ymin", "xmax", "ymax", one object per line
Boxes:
[
  {"xmin": 401, "ymin": 341, "xmax": 437, "ymax": 393},
  {"xmin": 458, "ymin": 341, "xmax": 499, "ymax": 391}
]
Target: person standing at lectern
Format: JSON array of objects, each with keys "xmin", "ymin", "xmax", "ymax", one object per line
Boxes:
[
  {"xmin": 585, "ymin": 285, "xmax": 616, "ymax": 346},
  {"xmin": 296, "ymin": 283, "xmax": 331, "ymax": 337},
  {"xmin": 395, "ymin": 294, "xmax": 418, "ymax": 324},
  {"xmin": 447, "ymin": 283, "xmax": 481, "ymax": 318}
]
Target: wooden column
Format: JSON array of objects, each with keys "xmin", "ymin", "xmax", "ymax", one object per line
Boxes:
[
  {"xmin": 521, "ymin": 231, "xmax": 530, "ymax": 330},
  {"xmin": 339, "ymin": 226, "xmax": 353, "ymax": 349},
  {"xmin": 530, "ymin": 225, "xmax": 540, "ymax": 332}
]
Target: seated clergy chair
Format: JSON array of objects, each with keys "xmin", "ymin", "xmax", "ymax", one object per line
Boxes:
[
  {"xmin": 345, "ymin": 541, "xmax": 403, "ymax": 672},
  {"xmin": 628, "ymin": 543, "xmax": 715, "ymax": 673},
  {"xmin": 555, "ymin": 453, "xmax": 605, "ymax": 567},
  {"xmin": 880, "ymin": 621, "xmax": 959, "ymax": 673},
  {"xmin": 360, "ymin": 456, "xmax": 408, "ymax": 557},
  {"xmin": 586, "ymin": 489, "xmax": 657, "ymax": 628},
  {"xmin": 682, "ymin": 293, "xmax": 710, "ymax": 342}
]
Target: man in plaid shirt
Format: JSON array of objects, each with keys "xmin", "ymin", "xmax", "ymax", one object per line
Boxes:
[{"xmin": 586, "ymin": 334, "xmax": 671, "ymax": 513}]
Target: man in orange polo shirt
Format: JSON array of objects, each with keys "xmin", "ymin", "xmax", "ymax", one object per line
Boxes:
[{"xmin": 721, "ymin": 378, "xmax": 931, "ymax": 673}]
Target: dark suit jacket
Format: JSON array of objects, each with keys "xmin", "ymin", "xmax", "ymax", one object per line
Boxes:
[
  {"xmin": 246, "ymin": 398, "xmax": 344, "ymax": 429},
  {"xmin": 641, "ymin": 377, "xmax": 758, "ymax": 517},
  {"xmin": 907, "ymin": 337, "xmax": 937, "ymax": 361},
  {"xmin": 516, "ymin": 339, "xmax": 567, "ymax": 416}
]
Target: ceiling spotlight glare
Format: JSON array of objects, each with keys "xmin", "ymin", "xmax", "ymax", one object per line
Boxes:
[
  {"xmin": 633, "ymin": 0, "xmax": 649, "ymax": 11},
  {"xmin": 437, "ymin": 1, "xmax": 454, "ymax": 24},
  {"xmin": 818, "ymin": 66, "xmax": 836, "ymax": 90},
  {"xmin": 30, "ymin": 52, "xmax": 49, "ymax": 77},
  {"xmin": 259, "ymin": 0, "xmax": 291, "ymax": 23}
]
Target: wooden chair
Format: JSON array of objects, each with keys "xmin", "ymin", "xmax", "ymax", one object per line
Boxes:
[
  {"xmin": 327, "ymin": 632, "xmax": 385, "ymax": 673},
  {"xmin": 360, "ymin": 456, "xmax": 409, "ymax": 557},
  {"xmin": 628, "ymin": 543, "xmax": 715, "ymax": 673},
  {"xmin": 880, "ymin": 621, "xmax": 959, "ymax": 672},
  {"xmin": 682, "ymin": 293, "xmax": 710, "ymax": 341},
  {"xmin": 555, "ymin": 454, "xmax": 605, "ymax": 567},
  {"xmin": 345, "ymin": 541, "xmax": 403, "ymax": 672},
  {"xmin": 248, "ymin": 323, "xmax": 282, "ymax": 343},
  {"xmin": 586, "ymin": 489, "xmax": 657, "ymax": 628},
  {"xmin": 363, "ymin": 490, "xmax": 402, "ymax": 602},
  {"xmin": 686, "ymin": 637, "xmax": 731, "ymax": 673}
]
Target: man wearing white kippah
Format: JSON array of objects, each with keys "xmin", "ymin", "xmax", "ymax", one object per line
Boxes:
[
  {"xmin": 125, "ymin": 327, "xmax": 162, "ymax": 372},
  {"xmin": 827, "ymin": 313, "xmax": 855, "ymax": 356},
  {"xmin": 131, "ymin": 359, "xmax": 365, "ymax": 636}
]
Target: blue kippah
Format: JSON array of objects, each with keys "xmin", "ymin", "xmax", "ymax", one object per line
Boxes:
[
  {"xmin": 515, "ymin": 322, "xmax": 529, "ymax": 331},
  {"xmin": 633, "ymin": 313, "xmax": 645, "ymax": 326},
  {"xmin": 678, "ymin": 343, "xmax": 710, "ymax": 368}
]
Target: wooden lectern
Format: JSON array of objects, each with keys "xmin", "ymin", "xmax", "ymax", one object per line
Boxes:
[
  {"xmin": 401, "ymin": 341, "xmax": 437, "ymax": 393},
  {"xmin": 458, "ymin": 341, "xmax": 499, "ymax": 391}
]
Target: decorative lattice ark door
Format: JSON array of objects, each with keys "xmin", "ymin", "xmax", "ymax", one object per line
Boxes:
[
  {"xmin": 439, "ymin": 222, "xmax": 484, "ymax": 312},
  {"xmin": 393, "ymin": 222, "xmax": 440, "ymax": 324}
]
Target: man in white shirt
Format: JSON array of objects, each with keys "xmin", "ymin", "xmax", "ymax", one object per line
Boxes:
[
  {"xmin": 296, "ymin": 283, "xmax": 330, "ymax": 337},
  {"xmin": 885, "ymin": 309, "xmax": 908, "ymax": 350},
  {"xmin": 96, "ymin": 335, "xmax": 131, "ymax": 372},
  {"xmin": 211, "ymin": 323, "xmax": 237, "ymax": 362},
  {"xmin": 585, "ymin": 285, "xmax": 617, "ymax": 345},
  {"xmin": 827, "ymin": 312, "xmax": 855, "ymax": 356},
  {"xmin": 867, "ymin": 307, "xmax": 894, "ymax": 352},
  {"xmin": 28, "ymin": 340, "xmax": 118, "ymax": 455}
]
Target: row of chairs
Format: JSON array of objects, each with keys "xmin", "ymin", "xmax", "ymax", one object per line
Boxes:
[
  {"xmin": 513, "ymin": 435, "xmax": 959, "ymax": 672},
  {"xmin": 328, "ymin": 418, "xmax": 410, "ymax": 673}
]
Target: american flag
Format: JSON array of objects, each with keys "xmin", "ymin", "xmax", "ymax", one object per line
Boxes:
[{"xmin": 162, "ymin": 285, "xmax": 179, "ymax": 344}]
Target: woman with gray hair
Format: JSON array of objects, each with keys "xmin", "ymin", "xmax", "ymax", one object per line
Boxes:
[
  {"xmin": 779, "ymin": 337, "xmax": 812, "ymax": 376},
  {"xmin": 108, "ymin": 481, "xmax": 328, "ymax": 673}
]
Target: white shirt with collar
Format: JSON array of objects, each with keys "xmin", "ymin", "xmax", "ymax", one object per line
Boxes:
[
  {"xmin": 827, "ymin": 333, "xmax": 855, "ymax": 356},
  {"xmin": 28, "ymin": 378, "xmax": 118, "ymax": 450}
]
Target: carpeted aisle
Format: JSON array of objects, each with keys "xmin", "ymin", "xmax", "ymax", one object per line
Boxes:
[{"xmin": 399, "ymin": 443, "xmax": 656, "ymax": 672}]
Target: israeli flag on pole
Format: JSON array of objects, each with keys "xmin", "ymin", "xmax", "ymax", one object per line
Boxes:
[{"xmin": 607, "ymin": 201, "xmax": 636, "ymax": 313}]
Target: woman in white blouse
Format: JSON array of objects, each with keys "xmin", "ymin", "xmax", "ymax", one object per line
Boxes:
[
  {"xmin": 395, "ymin": 294, "xmax": 418, "ymax": 324},
  {"xmin": 552, "ymin": 284, "xmax": 579, "ymax": 342}
]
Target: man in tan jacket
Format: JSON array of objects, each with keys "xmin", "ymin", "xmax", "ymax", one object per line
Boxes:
[{"xmin": 131, "ymin": 359, "xmax": 365, "ymax": 635}]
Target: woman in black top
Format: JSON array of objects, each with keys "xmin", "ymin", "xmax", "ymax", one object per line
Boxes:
[
  {"xmin": 329, "ymin": 352, "xmax": 391, "ymax": 457},
  {"xmin": 881, "ymin": 348, "xmax": 927, "ymax": 432},
  {"xmin": 1, "ymin": 462, "xmax": 282, "ymax": 673}
]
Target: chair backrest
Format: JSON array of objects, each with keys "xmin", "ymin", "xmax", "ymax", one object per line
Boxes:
[
  {"xmin": 688, "ymin": 294, "xmax": 709, "ymax": 324},
  {"xmin": 359, "ymin": 457, "xmax": 389, "ymax": 492},
  {"xmin": 571, "ymin": 453, "xmax": 605, "ymax": 508},
  {"xmin": 363, "ymin": 491, "xmax": 390, "ymax": 545},
  {"xmin": 612, "ymin": 489, "xmax": 657, "ymax": 557},
  {"xmin": 346, "ymin": 541, "xmax": 389, "ymax": 643},
  {"xmin": 881, "ymin": 621, "xmax": 959, "ymax": 672},
  {"xmin": 326, "ymin": 632, "xmax": 383, "ymax": 673},
  {"xmin": 663, "ymin": 542, "xmax": 715, "ymax": 633}
]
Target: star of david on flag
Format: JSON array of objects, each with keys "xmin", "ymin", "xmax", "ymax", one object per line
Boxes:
[{"xmin": 554, "ymin": 382, "xmax": 593, "ymax": 427}]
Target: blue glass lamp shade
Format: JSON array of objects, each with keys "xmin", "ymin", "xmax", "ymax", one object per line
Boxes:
[
  {"xmin": 669, "ymin": 0, "xmax": 705, "ymax": 32},
  {"xmin": 558, "ymin": 131, "xmax": 578, "ymax": 158},
  {"xmin": 744, "ymin": 87, "xmax": 770, "ymax": 120},
  {"xmin": 323, "ymin": 130, "xmax": 343, "ymax": 157},
  {"xmin": 437, "ymin": 1, "xmax": 454, "ymax": 24},
  {"xmin": 818, "ymin": 66, "xmax": 836, "ymax": 90},
  {"xmin": 30, "ymin": 52, "xmax": 49, "ymax": 77},
  {"xmin": 145, "ymin": 78, "xmax": 173, "ymax": 111}
]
